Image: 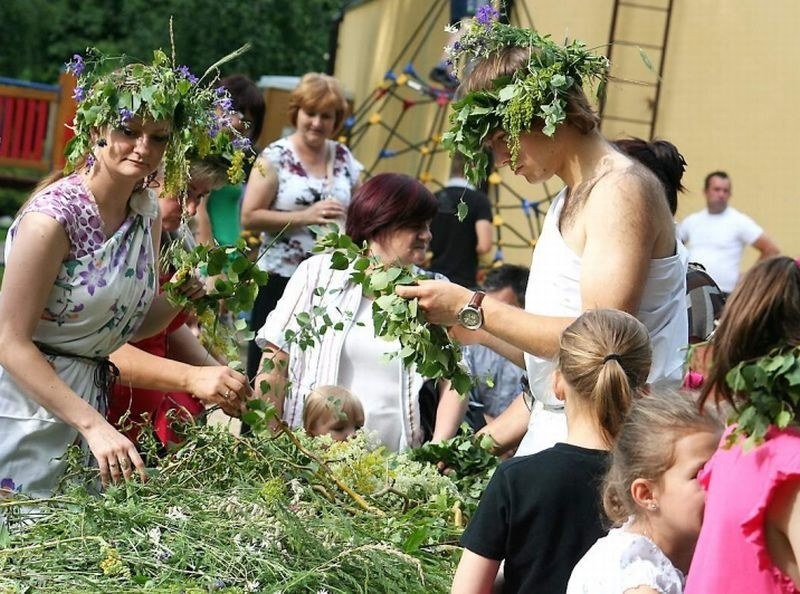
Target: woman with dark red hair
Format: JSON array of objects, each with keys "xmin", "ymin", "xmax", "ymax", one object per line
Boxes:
[{"xmin": 252, "ymin": 173, "xmax": 463, "ymax": 451}]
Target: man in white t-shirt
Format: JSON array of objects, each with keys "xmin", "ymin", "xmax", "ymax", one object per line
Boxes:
[{"xmin": 678, "ymin": 171, "xmax": 779, "ymax": 294}]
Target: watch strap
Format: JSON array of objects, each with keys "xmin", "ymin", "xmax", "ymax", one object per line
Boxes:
[{"xmin": 469, "ymin": 290, "xmax": 486, "ymax": 308}]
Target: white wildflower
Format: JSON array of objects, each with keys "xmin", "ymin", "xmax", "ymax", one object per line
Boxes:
[
  {"xmin": 288, "ymin": 478, "xmax": 303, "ymax": 505},
  {"xmin": 147, "ymin": 527, "xmax": 161, "ymax": 545},
  {"xmin": 166, "ymin": 506, "xmax": 188, "ymax": 521},
  {"xmin": 245, "ymin": 580, "xmax": 261, "ymax": 592}
]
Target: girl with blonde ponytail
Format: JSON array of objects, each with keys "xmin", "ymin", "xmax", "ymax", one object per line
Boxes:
[{"xmin": 453, "ymin": 309, "xmax": 652, "ymax": 594}]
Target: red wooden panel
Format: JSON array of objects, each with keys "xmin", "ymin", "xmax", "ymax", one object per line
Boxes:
[
  {"xmin": 22, "ymin": 100, "xmax": 37, "ymax": 159},
  {"xmin": 31, "ymin": 99, "xmax": 48, "ymax": 161},
  {"xmin": 0, "ymin": 97, "xmax": 14, "ymax": 157},
  {"xmin": 11, "ymin": 97, "xmax": 26, "ymax": 158}
]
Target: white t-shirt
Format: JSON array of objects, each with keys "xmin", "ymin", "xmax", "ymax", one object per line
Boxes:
[
  {"xmin": 677, "ymin": 206, "xmax": 762, "ymax": 293},
  {"xmin": 567, "ymin": 524, "xmax": 684, "ymax": 594}
]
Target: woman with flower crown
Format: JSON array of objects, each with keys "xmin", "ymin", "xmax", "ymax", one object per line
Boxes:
[
  {"xmin": 397, "ymin": 11, "xmax": 688, "ymax": 456},
  {"xmin": 0, "ymin": 49, "xmax": 249, "ymax": 497}
]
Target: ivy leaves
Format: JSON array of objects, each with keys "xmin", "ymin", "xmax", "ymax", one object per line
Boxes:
[
  {"xmin": 441, "ymin": 19, "xmax": 609, "ymax": 185},
  {"xmin": 162, "ymin": 238, "xmax": 268, "ymax": 364},
  {"xmin": 725, "ymin": 345, "xmax": 800, "ymax": 449},
  {"xmin": 314, "ymin": 228, "xmax": 473, "ymax": 395},
  {"xmin": 410, "ymin": 427, "xmax": 498, "ymax": 508}
]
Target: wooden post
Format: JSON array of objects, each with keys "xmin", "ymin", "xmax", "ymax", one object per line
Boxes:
[{"xmin": 52, "ymin": 72, "xmax": 77, "ymax": 171}]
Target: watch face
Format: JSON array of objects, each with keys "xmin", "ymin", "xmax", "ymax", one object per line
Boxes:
[{"xmin": 460, "ymin": 308, "xmax": 481, "ymax": 328}]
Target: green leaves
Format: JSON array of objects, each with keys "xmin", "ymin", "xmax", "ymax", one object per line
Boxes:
[
  {"xmin": 161, "ymin": 237, "xmax": 268, "ymax": 362},
  {"xmin": 314, "ymin": 230, "xmax": 474, "ymax": 395},
  {"xmin": 456, "ymin": 200, "xmax": 468, "ymax": 222},
  {"xmin": 724, "ymin": 345, "xmax": 800, "ymax": 448},
  {"xmin": 409, "ymin": 426, "xmax": 497, "ymax": 512}
]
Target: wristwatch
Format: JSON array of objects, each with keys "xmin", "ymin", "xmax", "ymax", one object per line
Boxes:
[{"xmin": 457, "ymin": 290, "xmax": 486, "ymax": 330}]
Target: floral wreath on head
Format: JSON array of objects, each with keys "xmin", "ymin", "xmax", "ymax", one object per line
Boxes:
[
  {"xmin": 63, "ymin": 43, "xmax": 253, "ymax": 199},
  {"xmin": 441, "ymin": 7, "xmax": 610, "ymax": 184}
]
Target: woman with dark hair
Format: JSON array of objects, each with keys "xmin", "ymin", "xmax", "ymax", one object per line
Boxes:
[
  {"xmin": 252, "ymin": 173, "xmax": 462, "ymax": 451},
  {"xmin": 241, "ymin": 73, "xmax": 362, "ymax": 382},
  {"xmin": 684, "ymin": 257, "xmax": 800, "ymax": 593}
]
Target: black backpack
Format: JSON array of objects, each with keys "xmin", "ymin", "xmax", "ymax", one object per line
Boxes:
[{"xmin": 686, "ymin": 262, "xmax": 726, "ymax": 343}]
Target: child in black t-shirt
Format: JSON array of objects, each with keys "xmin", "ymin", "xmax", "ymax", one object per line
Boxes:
[{"xmin": 452, "ymin": 309, "xmax": 653, "ymax": 594}]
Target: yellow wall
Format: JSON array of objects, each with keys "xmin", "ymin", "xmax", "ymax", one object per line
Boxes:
[
  {"xmin": 658, "ymin": 1, "xmax": 800, "ymax": 267},
  {"xmin": 334, "ymin": 0, "xmax": 800, "ymax": 268}
]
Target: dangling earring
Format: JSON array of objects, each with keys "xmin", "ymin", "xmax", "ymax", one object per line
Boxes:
[{"xmin": 144, "ymin": 171, "xmax": 158, "ymax": 188}]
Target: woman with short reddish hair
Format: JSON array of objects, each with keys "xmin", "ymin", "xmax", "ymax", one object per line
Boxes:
[
  {"xmin": 253, "ymin": 173, "xmax": 462, "ymax": 451},
  {"xmin": 241, "ymin": 72, "xmax": 362, "ymax": 382}
]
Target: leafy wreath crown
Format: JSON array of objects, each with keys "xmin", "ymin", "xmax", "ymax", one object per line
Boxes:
[
  {"xmin": 442, "ymin": 8, "xmax": 609, "ymax": 184},
  {"xmin": 63, "ymin": 44, "xmax": 252, "ymax": 196}
]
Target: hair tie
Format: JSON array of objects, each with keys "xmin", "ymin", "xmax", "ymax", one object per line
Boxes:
[{"xmin": 603, "ymin": 354, "xmax": 622, "ymax": 364}]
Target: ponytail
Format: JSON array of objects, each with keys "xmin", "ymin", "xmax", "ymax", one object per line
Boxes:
[
  {"xmin": 557, "ymin": 309, "xmax": 651, "ymax": 445},
  {"xmin": 591, "ymin": 358, "xmax": 636, "ymax": 444}
]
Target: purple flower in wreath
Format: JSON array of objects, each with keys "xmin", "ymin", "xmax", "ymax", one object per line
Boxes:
[
  {"xmin": 77, "ymin": 259, "xmax": 108, "ymax": 296},
  {"xmin": 73, "ymin": 85, "xmax": 86, "ymax": 102},
  {"xmin": 232, "ymin": 135, "xmax": 252, "ymax": 151},
  {"xmin": 65, "ymin": 54, "xmax": 85, "ymax": 77},
  {"xmin": 118, "ymin": 107, "xmax": 134, "ymax": 123},
  {"xmin": 475, "ymin": 5, "xmax": 500, "ymax": 26},
  {"xmin": 215, "ymin": 96, "xmax": 233, "ymax": 113},
  {"xmin": 176, "ymin": 65, "xmax": 199, "ymax": 85},
  {"xmin": 1, "ymin": 477, "xmax": 16, "ymax": 492}
]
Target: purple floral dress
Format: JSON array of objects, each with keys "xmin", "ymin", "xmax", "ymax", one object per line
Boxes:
[{"xmin": 0, "ymin": 174, "xmax": 158, "ymax": 497}]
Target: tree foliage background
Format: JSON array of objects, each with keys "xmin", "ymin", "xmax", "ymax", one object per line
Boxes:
[{"xmin": 0, "ymin": 0, "xmax": 347, "ymax": 84}]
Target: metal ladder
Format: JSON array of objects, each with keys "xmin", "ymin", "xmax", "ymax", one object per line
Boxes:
[{"xmin": 599, "ymin": 0, "xmax": 676, "ymax": 140}]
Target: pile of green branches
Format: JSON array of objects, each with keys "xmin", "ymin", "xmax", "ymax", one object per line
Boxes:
[{"xmin": 0, "ymin": 421, "xmax": 479, "ymax": 593}]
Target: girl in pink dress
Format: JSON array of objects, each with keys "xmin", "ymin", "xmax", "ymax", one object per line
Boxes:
[{"xmin": 685, "ymin": 256, "xmax": 800, "ymax": 594}]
